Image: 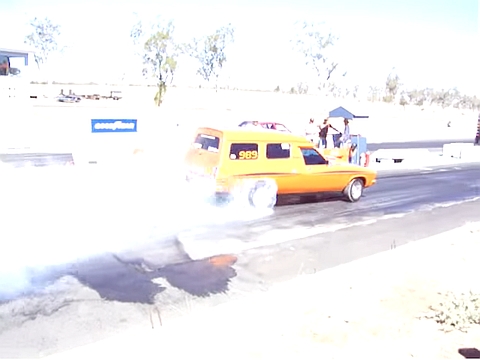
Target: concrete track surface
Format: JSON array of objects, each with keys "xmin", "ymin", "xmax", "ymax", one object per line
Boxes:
[{"xmin": 0, "ymin": 163, "xmax": 479, "ymax": 358}]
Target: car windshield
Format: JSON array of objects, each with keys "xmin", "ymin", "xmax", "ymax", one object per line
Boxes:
[{"xmin": 301, "ymin": 148, "xmax": 328, "ymax": 165}]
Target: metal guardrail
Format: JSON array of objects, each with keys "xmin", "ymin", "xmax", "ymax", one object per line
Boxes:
[{"xmin": 0, "ymin": 153, "xmax": 74, "ymax": 168}]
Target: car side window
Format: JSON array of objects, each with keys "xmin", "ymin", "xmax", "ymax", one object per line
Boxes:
[
  {"xmin": 266, "ymin": 143, "xmax": 290, "ymax": 159},
  {"xmin": 230, "ymin": 143, "xmax": 259, "ymax": 160},
  {"xmin": 301, "ymin": 148, "xmax": 328, "ymax": 165}
]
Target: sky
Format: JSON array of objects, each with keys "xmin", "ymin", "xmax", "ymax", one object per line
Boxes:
[{"xmin": 0, "ymin": 0, "xmax": 478, "ymax": 94}]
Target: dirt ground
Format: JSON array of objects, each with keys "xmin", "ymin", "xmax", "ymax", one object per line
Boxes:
[{"xmin": 46, "ymin": 223, "xmax": 480, "ymax": 360}]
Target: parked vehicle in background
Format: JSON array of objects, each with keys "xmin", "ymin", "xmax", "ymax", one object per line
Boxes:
[
  {"xmin": 56, "ymin": 94, "xmax": 81, "ymax": 103},
  {"xmin": 77, "ymin": 90, "xmax": 123, "ymax": 101},
  {"xmin": 109, "ymin": 90, "xmax": 122, "ymax": 100},
  {"xmin": 238, "ymin": 121, "xmax": 291, "ymax": 132}
]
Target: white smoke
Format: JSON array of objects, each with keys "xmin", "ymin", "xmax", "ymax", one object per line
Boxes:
[{"xmin": 0, "ymin": 160, "xmax": 272, "ymax": 300}]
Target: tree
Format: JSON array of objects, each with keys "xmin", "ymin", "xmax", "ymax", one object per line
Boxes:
[
  {"xmin": 183, "ymin": 24, "xmax": 235, "ymax": 91},
  {"xmin": 406, "ymin": 89, "xmax": 426, "ymax": 106},
  {"xmin": 384, "ymin": 69, "xmax": 401, "ymax": 103},
  {"xmin": 130, "ymin": 18, "xmax": 178, "ymax": 106},
  {"xmin": 399, "ymin": 93, "xmax": 408, "ymax": 109},
  {"xmin": 292, "ymin": 21, "xmax": 339, "ymax": 91},
  {"xmin": 431, "ymin": 88, "xmax": 459, "ymax": 109},
  {"xmin": 352, "ymin": 85, "xmax": 359, "ymax": 99},
  {"xmin": 24, "ymin": 17, "xmax": 62, "ymax": 70},
  {"xmin": 368, "ymin": 86, "xmax": 382, "ymax": 102},
  {"xmin": 296, "ymin": 82, "xmax": 309, "ymax": 94}
]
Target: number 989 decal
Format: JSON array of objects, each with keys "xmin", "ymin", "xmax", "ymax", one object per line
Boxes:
[{"xmin": 238, "ymin": 150, "xmax": 258, "ymax": 160}]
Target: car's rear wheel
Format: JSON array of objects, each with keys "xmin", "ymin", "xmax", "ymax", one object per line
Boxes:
[
  {"xmin": 248, "ymin": 180, "xmax": 278, "ymax": 209},
  {"xmin": 344, "ymin": 178, "xmax": 364, "ymax": 202}
]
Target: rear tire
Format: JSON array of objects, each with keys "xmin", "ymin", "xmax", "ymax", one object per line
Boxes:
[
  {"xmin": 344, "ymin": 178, "xmax": 364, "ymax": 202},
  {"xmin": 248, "ymin": 180, "xmax": 278, "ymax": 209}
]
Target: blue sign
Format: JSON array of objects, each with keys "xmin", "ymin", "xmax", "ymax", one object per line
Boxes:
[{"xmin": 91, "ymin": 119, "xmax": 137, "ymax": 133}]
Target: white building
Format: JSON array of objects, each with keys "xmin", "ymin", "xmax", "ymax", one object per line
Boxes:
[{"xmin": 0, "ymin": 47, "xmax": 35, "ymax": 100}]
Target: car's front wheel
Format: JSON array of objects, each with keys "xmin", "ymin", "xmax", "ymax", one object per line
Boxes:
[{"xmin": 344, "ymin": 178, "xmax": 364, "ymax": 202}]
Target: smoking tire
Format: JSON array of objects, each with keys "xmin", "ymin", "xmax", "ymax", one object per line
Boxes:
[
  {"xmin": 247, "ymin": 179, "xmax": 278, "ymax": 209},
  {"xmin": 343, "ymin": 178, "xmax": 364, "ymax": 202}
]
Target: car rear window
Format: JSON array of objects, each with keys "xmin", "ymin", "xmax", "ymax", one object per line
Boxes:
[
  {"xmin": 193, "ymin": 133, "xmax": 220, "ymax": 152},
  {"xmin": 229, "ymin": 143, "xmax": 258, "ymax": 160},
  {"xmin": 266, "ymin": 143, "xmax": 290, "ymax": 159}
]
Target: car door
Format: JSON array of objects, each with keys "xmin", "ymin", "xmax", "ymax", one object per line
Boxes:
[
  {"xmin": 263, "ymin": 142, "xmax": 300, "ymax": 193},
  {"xmin": 298, "ymin": 147, "xmax": 340, "ymax": 192}
]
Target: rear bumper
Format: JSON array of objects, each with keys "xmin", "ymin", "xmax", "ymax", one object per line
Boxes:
[{"xmin": 186, "ymin": 173, "xmax": 214, "ymax": 188}]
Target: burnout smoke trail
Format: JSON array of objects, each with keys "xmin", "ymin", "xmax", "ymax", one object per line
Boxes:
[{"xmin": 0, "ymin": 162, "xmax": 272, "ymax": 300}]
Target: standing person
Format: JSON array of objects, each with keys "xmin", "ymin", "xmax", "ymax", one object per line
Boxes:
[
  {"xmin": 319, "ymin": 118, "xmax": 340, "ymax": 149},
  {"xmin": 305, "ymin": 118, "xmax": 319, "ymax": 144},
  {"xmin": 318, "ymin": 119, "xmax": 329, "ymax": 149},
  {"xmin": 340, "ymin": 118, "xmax": 351, "ymax": 147}
]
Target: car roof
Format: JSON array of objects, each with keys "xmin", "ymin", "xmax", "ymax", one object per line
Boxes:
[{"xmin": 196, "ymin": 126, "xmax": 310, "ymax": 143}]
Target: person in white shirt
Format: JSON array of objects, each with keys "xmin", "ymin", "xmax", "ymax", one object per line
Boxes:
[{"xmin": 305, "ymin": 118, "xmax": 319, "ymax": 145}]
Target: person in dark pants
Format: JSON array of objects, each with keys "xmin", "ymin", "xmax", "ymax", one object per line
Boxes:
[{"xmin": 318, "ymin": 118, "xmax": 340, "ymax": 149}]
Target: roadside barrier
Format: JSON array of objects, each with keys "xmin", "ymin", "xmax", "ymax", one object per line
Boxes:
[
  {"xmin": 442, "ymin": 143, "xmax": 476, "ymax": 159},
  {"xmin": 370, "ymin": 148, "xmax": 431, "ymax": 164},
  {"xmin": 457, "ymin": 145, "xmax": 480, "ymax": 161}
]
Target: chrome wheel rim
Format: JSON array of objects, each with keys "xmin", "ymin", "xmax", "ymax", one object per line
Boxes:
[{"xmin": 351, "ymin": 181, "xmax": 363, "ymax": 200}]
